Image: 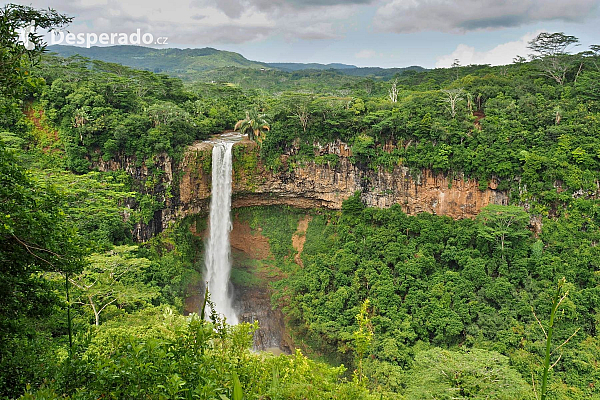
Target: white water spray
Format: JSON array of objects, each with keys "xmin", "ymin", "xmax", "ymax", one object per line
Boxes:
[{"xmin": 205, "ymin": 139, "xmax": 238, "ymax": 324}]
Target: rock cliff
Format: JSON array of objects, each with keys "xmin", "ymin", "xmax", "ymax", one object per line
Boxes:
[
  {"xmin": 94, "ymin": 138, "xmax": 509, "ymax": 239},
  {"xmin": 177, "ymin": 139, "xmax": 508, "ymax": 222}
]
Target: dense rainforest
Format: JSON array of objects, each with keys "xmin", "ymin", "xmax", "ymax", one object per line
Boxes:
[{"xmin": 1, "ymin": 4, "xmax": 600, "ymax": 399}]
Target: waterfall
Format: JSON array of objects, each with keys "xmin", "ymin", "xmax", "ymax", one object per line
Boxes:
[{"xmin": 205, "ymin": 140, "xmax": 238, "ymax": 324}]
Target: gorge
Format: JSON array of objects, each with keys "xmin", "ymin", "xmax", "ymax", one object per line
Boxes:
[{"xmin": 107, "ymin": 136, "xmax": 512, "ymax": 353}]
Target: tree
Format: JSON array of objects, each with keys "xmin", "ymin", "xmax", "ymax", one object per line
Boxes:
[
  {"xmin": 291, "ymin": 102, "xmax": 310, "ymax": 133},
  {"xmin": 43, "ymin": 171, "xmax": 137, "ymax": 250},
  {"xmin": 527, "ymin": 32, "xmax": 580, "ymax": 85},
  {"xmin": 69, "ymin": 245, "xmax": 158, "ymax": 325},
  {"xmin": 234, "ymin": 108, "xmax": 270, "ymax": 143},
  {"xmin": 441, "ymin": 88, "xmax": 464, "ymax": 118},
  {"xmin": 513, "ymin": 55, "xmax": 527, "ymax": 64},
  {"xmin": 451, "ymin": 58, "xmax": 460, "ymax": 80},
  {"xmin": 476, "ymin": 204, "xmax": 530, "ymax": 259},
  {"xmin": 362, "ymin": 78, "xmax": 374, "ymax": 95},
  {"xmin": 282, "ymin": 94, "xmax": 312, "ymax": 133},
  {"xmin": 0, "ymin": 4, "xmax": 71, "ymax": 98},
  {"xmin": 0, "ymin": 6, "xmax": 79, "ymax": 397},
  {"xmin": 588, "ymin": 44, "xmax": 600, "ymax": 71},
  {"xmin": 351, "ymin": 134, "xmax": 375, "ymax": 163},
  {"xmin": 147, "ymin": 101, "xmax": 190, "ymax": 128},
  {"xmin": 0, "ymin": 144, "xmax": 84, "ymax": 398},
  {"xmin": 0, "ymin": 144, "xmax": 84, "ymax": 327},
  {"xmin": 353, "ymin": 298, "xmax": 373, "ymax": 385},
  {"xmin": 388, "ymin": 79, "xmax": 398, "ymax": 103},
  {"xmin": 405, "ymin": 348, "xmax": 533, "ymax": 399}
]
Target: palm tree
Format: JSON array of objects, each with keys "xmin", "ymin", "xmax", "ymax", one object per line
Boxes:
[{"xmin": 234, "ymin": 108, "xmax": 270, "ymax": 143}]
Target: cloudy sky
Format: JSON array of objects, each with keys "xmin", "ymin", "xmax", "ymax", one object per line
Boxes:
[{"xmin": 11, "ymin": 0, "xmax": 600, "ymax": 68}]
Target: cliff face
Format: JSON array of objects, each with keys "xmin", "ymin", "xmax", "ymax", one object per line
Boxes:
[
  {"xmin": 92, "ymin": 152, "xmax": 177, "ymax": 241},
  {"xmin": 177, "ymin": 140, "xmax": 508, "ymax": 222},
  {"xmin": 94, "ymin": 139, "xmax": 509, "ymax": 238}
]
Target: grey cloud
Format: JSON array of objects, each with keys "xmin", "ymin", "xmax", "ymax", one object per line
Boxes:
[
  {"xmin": 285, "ymin": 22, "xmax": 343, "ymax": 40},
  {"xmin": 211, "ymin": 0, "xmax": 245, "ymax": 18},
  {"xmin": 285, "ymin": 0, "xmax": 373, "ymax": 6},
  {"xmin": 101, "ymin": 17, "xmax": 273, "ymax": 45},
  {"xmin": 26, "ymin": 0, "xmax": 369, "ymax": 44},
  {"xmin": 208, "ymin": 0, "xmax": 376, "ymax": 17},
  {"xmin": 182, "ymin": 25, "xmax": 273, "ymax": 44},
  {"xmin": 374, "ymin": 0, "xmax": 600, "ymax": 33}
]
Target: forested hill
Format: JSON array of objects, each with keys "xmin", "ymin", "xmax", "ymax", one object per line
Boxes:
[
  {"xmin": 267, "ymin": 62, "xmax": 359, "ymax": 71},
  {"xmin": 47, "ymin": 45, "xmax": 426, "ymax": 81},
  {"xmin": 47, "ymin": 45, "xmax": 268, "ymax": 77},
  {"xmin": 265, "ymin": 62, "xmax": 426, "ymax": 77}
]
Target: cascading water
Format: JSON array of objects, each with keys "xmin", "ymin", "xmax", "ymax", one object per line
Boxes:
[
  {"xmin": 198, "ymin": 133, "xmax": 289, "ymax": 353},
  {"xmin": 205, "ymin": 137, "xmax": 239, "ymax": 324}
]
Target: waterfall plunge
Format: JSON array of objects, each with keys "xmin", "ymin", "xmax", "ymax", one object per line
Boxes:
[{"xmin": 205, "ymin": 140, "xmax": 238, "ymax": 324}]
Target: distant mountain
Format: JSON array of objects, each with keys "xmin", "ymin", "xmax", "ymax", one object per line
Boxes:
[
  {"xmin": 47, "ymin": 45, "xmax": 268, "ymax": 77},
  {"xmin": 266, "ymin": 62, "xmax": 426, "ymax": 77},
  {"xmin": 47, "ymin": 45, "xmax": 426, "ymax": 81},
  {"xmin": 339, "ymin": 66, "xmax": 426, "ymax": 77},
  {"xmin": 267, "ymin": 62, "xmax": 358, "ymax": 71}
]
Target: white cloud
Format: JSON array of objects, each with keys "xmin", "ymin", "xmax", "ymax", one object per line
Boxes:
[
  {"xmin": 374, "ymin": 0, "xmax": 600, "ymax": 33},
  {"xmin": 435, "ymin": 31, "xmax": 543, "ymax": 68}
]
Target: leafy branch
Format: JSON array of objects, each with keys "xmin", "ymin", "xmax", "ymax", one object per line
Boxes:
[{"xmin": 532, "ymin": 277, "xmax": 579, "ymax": 400}]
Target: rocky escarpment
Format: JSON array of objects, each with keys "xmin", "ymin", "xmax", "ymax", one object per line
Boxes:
[
  {"xmin": 92, "ymin": 152, "xmax": 177, "ymax": 241},
  {"xmin": 176, "ymin": 139, "xmax": 508, "ymax": 223},
  {"xmin": 94, "ymin": 139, "xmax": 509, "ymax": 239}
]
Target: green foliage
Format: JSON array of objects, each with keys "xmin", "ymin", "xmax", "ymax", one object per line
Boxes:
[
  {"xmin": 0, "ymin": 144, "xmax": 83, "ymax": 399},
  {"xmin": 19, "ymin": 310, "xmax": 375, "ymax": 400},
  {"xmin": 0, "ymin": 143, "xmax": 83, "ymax": 319},
  {"xmin": 4, "ymin": 22, "xmax": 600, "ymax": 400},
  {"xmin": 42, "ymin": 170, "xmax": 137, "ymax": 250},
  {"xmin": 405, "ymin": 348, "xmax": 534, "ymax": 399},
  {"xmin": 268, "ymin": 203, "xmax": 599, "ymax": 397},
  {"xmin": 136, "ymin": 215, "xmax": 205, "ymax": 309},
  {"xmin": 35, "ymin": 56, "xmax": 209, "ymax": 166},
  {"xmin": 535, "ymin": 278, "xmax": 580, "ymax": 400},
  {"xmin": 527, "ymin": 32, "xmax": 580, "ymax": 86},
  {"xmin": 234, "ymin": 206, "xmax": 301, "ymax": 270},
  {"xmin": 234, "ymin": 108, "xmax": 270, "ymax": 143},
  {"xmin": 1, "ymin": 335, "xmax": 63, "ymax": 400},
  {"xmin": 48, "ymin": 45, "xmax": 269, "ymax": 80},
  {"xmin": 476, "ymin": 205, "xmax": 530, "ymax": 258},
  {"xmin": 232, "ymin": 144, "xmax": 259, "ymax": 188},
  {"xmin": 69, "ymin": 245, "xmax": 159, "ymax": 326},
  {"xmin": 32, "ymin": 36, "xmax": 600, "ymax": 218},
  {"xmin": 353, "ymin": 299, "xmax": 374, "ymax": 385},
  {"xmin": 0, "ymin": 4, "xmax": 71, "ymax": 99},
  {"xmin": 232, "ymin": 371, "xmax": 243, "ymax": 400},
  {"xmin": 342, "ymin": 192, "xmax": 365, "ymax": 217}
]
